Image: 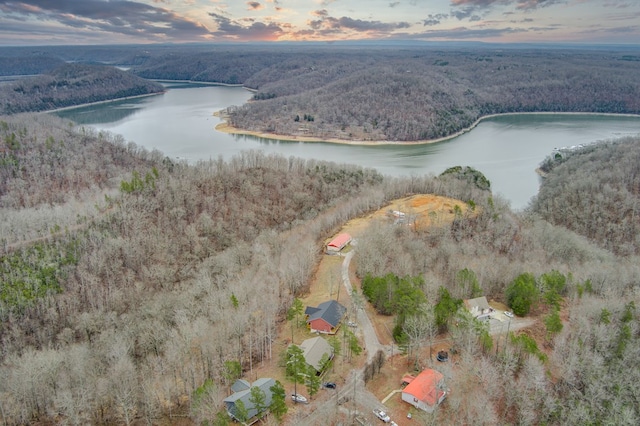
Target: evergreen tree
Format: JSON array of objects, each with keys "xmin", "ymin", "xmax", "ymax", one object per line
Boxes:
[
  {"xmin": 269, "ymin": 380, "xmax": 288, "ymax": 422},
  {"xmin": 305, "ymin": 366, "xmax": 321, "ymax": 398},
  {"xmin": 249, "ymin": 386, "xmax": 267, "ymax": 419},
  {"xmin": 233, "ymin": 400, "xmax": 249, "ymax": 424},
  {"xmin": 506, "ymin": 273, "xmax": 539, "ymax": 316}
]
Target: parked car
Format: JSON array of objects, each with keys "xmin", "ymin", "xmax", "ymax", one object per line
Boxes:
[
  {"xmin": 504, "ymin": 311, "xmax": 514, "ymax": 319},
  {"xmin": 373, "ymin": 408, "xmax": 391, "ymax": 423},
  {"xmin": 291, "ymin": 393, "xmax": 308, "ymax": 404},
  {"xmin": 436, "ymin": 350, "xmax": 449, "ymax": 362},
  {"xmin": 323, "ymin": 382, "xmax": 337, "ymax": 389},
  {"xmin": 347, "ymin": 321, "xmax": 357, "ymax": 327}
]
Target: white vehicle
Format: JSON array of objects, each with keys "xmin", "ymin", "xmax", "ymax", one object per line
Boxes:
[
  {"xmin": 347, "ymin": 321, "xmax": 357, "ymax": 327},
  {"xmin": 373, "ymin": 408, "xmax": 391, "ymax": 423},
  {"xmin": 291, "ymin": 393, "xmax": 308, "ymax": 404},
  {"xmin": 504, "ymin": 311, "xmax": 514, "ymax": 319}
]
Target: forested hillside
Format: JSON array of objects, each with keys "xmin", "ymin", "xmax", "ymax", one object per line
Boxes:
[
  {"xmin": 223, "ymin": 49, "xmax": 640, "ymax": 141},
  {"xmin": 0, "ymin": 113, "xmax": 639, "ymax": 424},
  {"xmin": 132, "ymin": 49, "xmax": 290, "ymax": 84},
  {"xmin": 127, "ymin": 46, "xmax": 640, "ymax": 141},
  {"xmin": 0, "ymin": 64, "xmax": 164, "ymax": 114},
  {"xmin": 0, "ymin": 56, "xmax": 65, "ymax": 76},
  {"xmin": 0, "ymin": 114, "xmax": 387, "ymax": 424},
  {"xmin": 532, "ymin": 137, "xmax": 640, "ymax": 256},
  {"xmin": 2, "ymin": 44, "xmax": 639, "ymax": 142}
]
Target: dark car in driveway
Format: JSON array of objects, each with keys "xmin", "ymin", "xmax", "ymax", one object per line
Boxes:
[{"xmin": 323, "ymin": 382, "xmax": 337, "ymax": 389}]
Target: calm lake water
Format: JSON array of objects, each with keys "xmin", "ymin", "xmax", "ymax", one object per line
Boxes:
[{"xmin": 54, "ymin": 83, "xmax": 640, "ymax": 210}]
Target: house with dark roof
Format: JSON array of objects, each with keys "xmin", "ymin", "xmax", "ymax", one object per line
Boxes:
[
  {"xmin": 230, "ymin": 379, "xmax": 251, "ymax": 393},
  {"xmin": 305, "ymin": 300, "xmax": 347, "ymax": 334},
  {"xmin": 224, "ymin": 377, "xmax": 275, "ymax": 422},
  {"xmin": 401, "ymin": 369, "xmax": 447, "ymax": 413},
  {"xmin": 300, "ymin": 336, "xmax": 334, "ymax": 373}
]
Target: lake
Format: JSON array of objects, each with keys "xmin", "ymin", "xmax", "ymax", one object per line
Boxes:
[{"xmin": 54, "ymin": 83, "xmax": 640, "ymax": 210}]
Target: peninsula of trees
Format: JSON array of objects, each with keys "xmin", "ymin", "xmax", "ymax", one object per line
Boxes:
[
  {"xmin": 217, "ymin": 48, "xmax": 640, "ymax": 142},
  {"xmin": 1, "ymin": 44, "xmax": 639, "ymax": 141},
  {"xmin": 0, "ymin": 63, "xmax": 164, "ymax": 114}
]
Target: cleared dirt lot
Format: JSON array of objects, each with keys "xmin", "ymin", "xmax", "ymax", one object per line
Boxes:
[{"xmin": 336, "ymin": 193, "xmax": 473, "ymax": 239}]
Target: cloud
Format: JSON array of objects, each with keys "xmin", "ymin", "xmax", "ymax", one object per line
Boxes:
[
  {"xmin": 451, "ymin": 7, "xmax": 481, "ymax": 20},
  {"xmin": 308, "ymin": 16, "xmax": 410, "ymax": 33},
  {"xmin": 514, "ymin": 0, "xmax": 563, "ymax": 9},
  {"xmin": 422, "ymin": 13, "xmax": 449, "ymax": 26},
  {"xmin": 0, "ymin": 0, "xmax": 210, "ymax": 41},
  {"xmin": 407, "ymin": 25, "xmax": 528, "ymax": 39},
  {"xmin": 389, "ymin": 1, "xmax": 400, "ymax": 7},
  {"xmin": 311, "ymin": 9, "xmax": 329, "ymax": 17},
  {"xmin": 246, "ymin": 1, "xmax": 263, "ymax": 10},
  {"xmin": 450, "ymin": 0, "xmax": 503, "ymax": 6},
  {"xmin": 602, "ymin": 25, "xmax": 637, "ymax": 33},
  {"xmin": 602, "ymin": 1, "xmax": 633, "ymax": 7},
  {"xmin": 209, "ymin": 12, "xmax": 283, "ymax": 40},
  {"xmin": 450, "ymin": 0, "xmax": 565, "ymax": 11}
]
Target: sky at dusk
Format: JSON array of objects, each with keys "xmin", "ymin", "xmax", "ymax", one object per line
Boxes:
[{"xmin": 0, "ymin": 0, "xmax": 638, "ymax": 46}]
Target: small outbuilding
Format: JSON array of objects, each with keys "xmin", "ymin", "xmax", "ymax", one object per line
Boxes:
[
  {"xmin": 305, "ymin": 300, "xmax": 347, "ymax": 334},
  {"xmin": 326, "ymin": 233, "xmax": 352, "ymax": 253},
  {"xmin": 401, "ymin": 369, "xmax": 447, "ymax": 413}
]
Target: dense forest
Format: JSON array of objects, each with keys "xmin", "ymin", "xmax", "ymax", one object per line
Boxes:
[
  {"xmin": 0, "ymin": 43, "xmax": 639, "ymax": 425},
  {"xmin": 0, "ymin": 64, "xmax": 164, "ymax": 114},
  {"xmin": 0, "ymin": 110, "xmax": 639, "ymax": 424},
  {"xmin": 2, "ymin": 44, "xmax": 639, "ymax": 141},
  {"xmin": 127, "ymin": 46, "xmax": 640, "ymax": 141},
  {"xmin": 222, "ymin": 49, "xmax": 640, "ymax": 141},
  {"xmin": 532, "ymin": 137, "xmax": 640, "ymax": 256},
  {"xmin": 0, "ymin": 56, "xmax": 65, "ymax": 77}
]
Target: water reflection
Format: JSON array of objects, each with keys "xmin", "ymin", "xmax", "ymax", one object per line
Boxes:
[
  {"xmin": 53, "ymin": 85, "xmax": 640, "ymax": 210},
  {"xmin": 55, "ymin": 97, "xmax": 157, "ymax": 124}
]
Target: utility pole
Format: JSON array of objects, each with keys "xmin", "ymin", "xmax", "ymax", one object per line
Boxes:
[
  {"xmin": 504, "ymin": 317, "xmax": 511, "ymax": 353},
  {"xmin": 352, "ymin": 370, "xmax": 357, "ymax": 421}
]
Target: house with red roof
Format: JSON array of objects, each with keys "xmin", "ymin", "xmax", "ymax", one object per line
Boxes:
[
  {"xmin": 326, "ymin": 233, "xmax": 352, "ymax": 253},
  {"xmin": 401, "ymin": 369, "xmax": 447, "ymax": 413}
]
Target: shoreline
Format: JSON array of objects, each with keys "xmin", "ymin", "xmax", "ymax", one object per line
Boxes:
[
  {"xmin": 153, "ymin": 79, "xmax": 247, "ymax": 88},
  {"xmin": 214, "ymin": 110, "xmax": 640, "ymax": 146},
  {"xmin": 42, "ymin": 81, "xmax": 252, "ymax": 115},
  {"xmin": 40, "ymin": 91, "xmax": 165, "ymax": 114}
]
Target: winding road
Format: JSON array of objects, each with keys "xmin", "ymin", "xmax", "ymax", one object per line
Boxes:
[{"xmin": 341, "ymin": 250, "xmax": 388, "ymax": 363}]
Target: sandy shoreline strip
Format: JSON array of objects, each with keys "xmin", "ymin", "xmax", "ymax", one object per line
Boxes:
[{"xmin": 214, "ymin": 110, "xmax": 640, "ymax": 147}]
